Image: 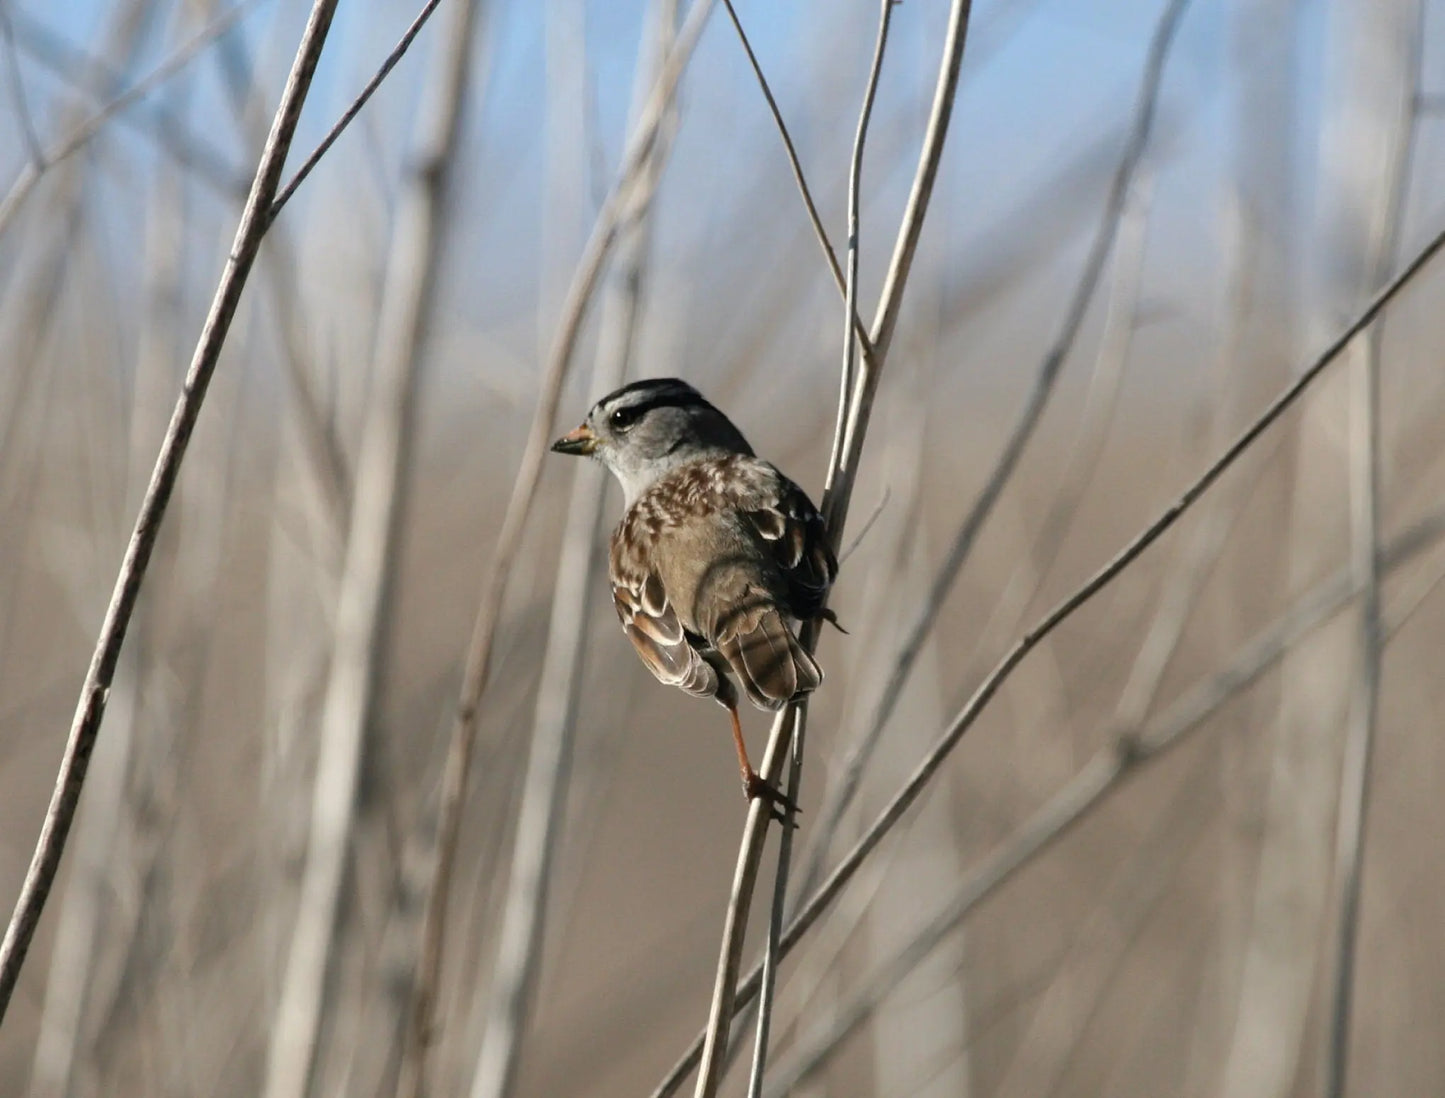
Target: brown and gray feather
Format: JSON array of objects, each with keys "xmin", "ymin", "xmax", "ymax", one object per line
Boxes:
[{"xmin": 610, "ymin": 453, "xmax": 835, "ymax": 711}]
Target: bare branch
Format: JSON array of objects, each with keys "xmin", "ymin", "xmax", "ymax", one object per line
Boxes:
[
  {"xmin": 718, "ymin": 0, "xmax": 872, "ymax": 363},
  {"xmin": 689, "ymin": 1, "xmax": 974, "ymax": 1095},
  {"xmin": 754, "ymin": 493, "xmax": 1445, "ymax": 1093},
  {"xmin": 0, "ymin": 0, "xmax": 341, "ymax": 1026},
  {"xmin": 799, "ymin": 0, "xmax": 1190, "ymax": 903}
]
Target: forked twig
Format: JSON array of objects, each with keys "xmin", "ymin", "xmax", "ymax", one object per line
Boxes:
[
  {"xmin": 267, "ymin": 0, "xmax": 448, "ymax": 225},
  {"xmin": 0, "ymin": 0, "xmax": 341, "ymax": 1025},
  {"xmin": 690, "ymin": 2, "xmax": 975, "ymax": 1095},
  {"xmin": 798, "ymin": 0, "xmax": 1191, "ymax": 903}
]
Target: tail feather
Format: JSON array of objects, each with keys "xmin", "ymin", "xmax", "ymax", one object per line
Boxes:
[{"xmin": 720, "ymin": 608, "xmax": 822, "ymax": 710}]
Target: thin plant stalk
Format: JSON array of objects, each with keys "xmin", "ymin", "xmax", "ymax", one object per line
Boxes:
[
  {"xmin": 402, "ymin": 1, "xmax": 719, "ymax": 1089},
  {"xmin": 755, "ymin": 493, "xmax": 1445, "ymax": 1094},
  {"xmin": 463, "ymin": 3, "xmax": 678, "ymax": 1096},
  {"xmin": 744, "ymin": 2, "xmax": 892, "ymax": 1094},
  {"xmin": 691, "ymin": 2, "xmax": 975, "ymax": 1095},
  {"xmin": 798, "ymin": 0, "xmax": 1190, "ymax": 904}
]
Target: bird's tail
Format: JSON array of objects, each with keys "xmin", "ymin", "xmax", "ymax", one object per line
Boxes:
[{"xmin": 718, "ymin": 607, "xmax": 822, "ymax": 711}]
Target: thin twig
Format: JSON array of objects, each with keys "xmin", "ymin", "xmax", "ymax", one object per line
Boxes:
[
  {"xmin": 691, "ymin": 2, "xmax": 973, "ymax": 1095},
  {"xmin": 0, "ymin": 0, "xmax": 259, "ymax": 240},
  {"xmin": 718, "ymin": 0, "xmax": 873, "ymax": 364},
  {"xmin": 798, "ymin": 0, "xmax": 1190, "ymax": 903},
  {"xmin": 403, "ymin": 1, "xmax": 719, "ymax": 1088},
  {"xmin": 266, "ymin": 0, "xmax": 447, "ymax": 225},
  {"xmin": 0, "ymin": 0, "xmax": 340, "ymax": 1026},
  {"xmin": 647, "ymin": 217, "xmax": 1445, "ymax": 1097},
  {"xmin": 744, "ymin": 2, "xmax": 892, "ymax": 1094}
]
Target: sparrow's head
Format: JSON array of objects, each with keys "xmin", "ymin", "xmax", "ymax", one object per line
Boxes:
[{"xmin": 551, "ymin": 378, "xmax": 753, "ymax": 504}]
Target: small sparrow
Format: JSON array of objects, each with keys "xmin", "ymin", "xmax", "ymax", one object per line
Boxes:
[{"xmin": 551, "ymin": 378, "xmax": 837, "ymax": 811}]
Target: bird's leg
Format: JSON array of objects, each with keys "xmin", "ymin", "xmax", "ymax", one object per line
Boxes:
[{"xmin": 727, "ymin": 702, "xmax": 800, "ymax": 820}]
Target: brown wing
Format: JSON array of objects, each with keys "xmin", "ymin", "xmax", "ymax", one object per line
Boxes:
[
  {"xmin": 609, "ymin": 540, "xmax": 719, "ymax": 700},
  {"xmin": 735, "ymin": 461, "xmax": 837, "ymax": 620}
]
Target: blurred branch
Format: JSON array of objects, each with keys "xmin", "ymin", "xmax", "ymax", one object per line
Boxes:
[
  {"xmin": 1325, "ymin": 3, "xmax": 1421, "ymax": 1093},
  {"xmin": 691, "ymin": 1, "xmax": 972, "ymax": 1094},
  {"xmin": 5, "ymin": 8, "xmax": 246, "ymax": 193},
  {"xmin": 798, "ymin": 0, "xmax": 1189, "ymax": 904},
  {"xmin": 261, "ymin": 1, "xmax": 480, "ymax": 1095},
  {"xmin": 462, "ymin": 3, "xmax": 677, "ymax": 1097},
  {"xmin": 0, "ymin": 3, "xmax": 45, "ymax": 167},
  {"xmin": 0, "ymin": 0, "xmax": 259, "ymax": 241},
  {"xmin": 0, "ymin": 0, "xmax": 340, "ymax": 1028},
  {"xmin": 650, "ymin": 217, "xmax": 1445, "ymax": 1098},
  {"xmin": 212, "ymin": 28, "xmax": 351, "ymax": 564},
  {"xmin": 403, "ymin": 1, "xmax": 718, "ymax": 1092}
]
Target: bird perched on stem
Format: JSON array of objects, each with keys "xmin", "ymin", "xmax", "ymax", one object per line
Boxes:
[{"xmin": 551, "ymin": 378, "xmax": 838, "ymax": 813}]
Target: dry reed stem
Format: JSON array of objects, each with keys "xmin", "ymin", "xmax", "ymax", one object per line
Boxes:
[
  {"xmin": 404, "ymin": 0, "xmax": 719, "ymax": 1086},
  {"xmin": 261, "ymin": 2, "xmax": 479, "ymax": 1095},
  {"xmin": 461, "ymin": 4, "xmax": 678, "ymax": 1096},
  {"xmin": 0, "ymin": 0, "xmax": 260, "ymax": 241},
  {"xmin": 1324, "ymin": 4, "xmax": 1421, "ymax": 1092},
  {"xmin": 650, "ymin": 217, "xmax": 1445, "ymax": 1098},
  {"xmin": 0, "ymin": 0, "xmax": 340, "ymax": 1027},
  {"xmin": 798, "ymin": 0, "xmax": 1189, "ymax": 903},
  {"xmin": 691, "ymin": 3, "xmax": 974, "ymax": 1095},
  {"xmin": 718, "ymin": 0, "xmax": 873, "ymax": 367},
  {"xmin": 741, "ymin": 3, "xmax": 893, "ymax": 1093}
]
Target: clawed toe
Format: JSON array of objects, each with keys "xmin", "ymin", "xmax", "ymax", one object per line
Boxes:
[{"xmin": 743, "ymin": 770, "xmax": 801, "ymax": 823}]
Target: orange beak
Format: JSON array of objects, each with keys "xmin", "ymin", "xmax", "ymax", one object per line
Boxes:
[{"xmin": 550, "ymin": 422, "xmax": 598, "ymax": 456}]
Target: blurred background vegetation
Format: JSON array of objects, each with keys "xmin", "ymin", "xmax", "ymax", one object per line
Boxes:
[{"xmin": 1, "ymin": 0, "xmax": 1443, "ymax": 1095}]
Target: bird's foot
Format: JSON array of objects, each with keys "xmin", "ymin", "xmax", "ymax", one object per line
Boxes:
[
  {"xmin": 743, "ymin": 769, "xmax": 801, "ymax": 826},
  {"xmin": 814, "ymin": 607, "xmax": 848, "ymax": 634}
]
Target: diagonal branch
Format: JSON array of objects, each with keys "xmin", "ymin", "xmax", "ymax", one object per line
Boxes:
[{"xmin": 0, "ymin": 0, "xmax": 341, "ymax": 1027}]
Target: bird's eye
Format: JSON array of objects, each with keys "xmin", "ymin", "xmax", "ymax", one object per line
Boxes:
[{"xmin": 610, "ymin": 406, "xmax": 642, "ymax": 433}]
